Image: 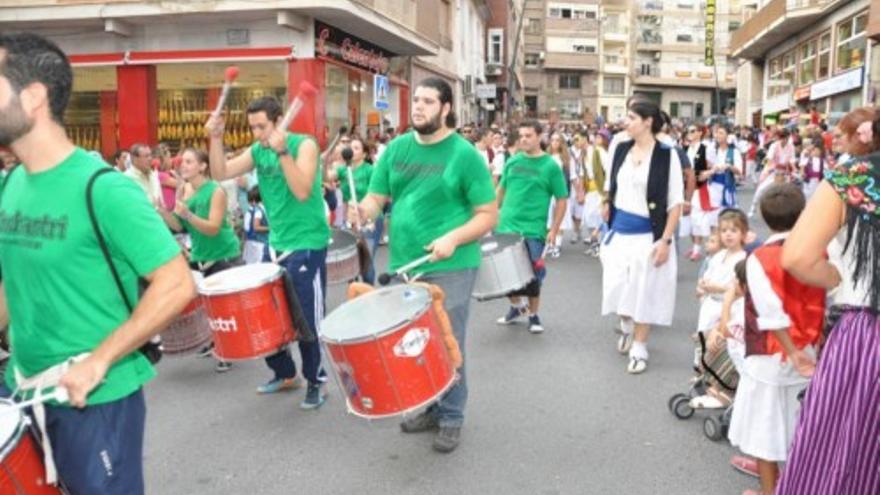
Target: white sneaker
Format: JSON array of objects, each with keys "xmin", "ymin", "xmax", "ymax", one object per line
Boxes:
[
  {"xmin": 627, "ymin": 357, "xmax": 648, "ymax": 374},
  {"xmin": 528, "ymin": 315, "xmax": 545, "ymax": 334}
]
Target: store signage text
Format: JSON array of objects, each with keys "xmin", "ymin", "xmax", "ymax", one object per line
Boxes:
[
  {"xmin": 810, "ymin": 67, "xmax": 864, "ymax": 101},
  {"xmin": 315, "ymin": 21, "xmax": 391, "ymax": 74},
  {"xmin": 705, "ymin": 0, "xmax": 716, "ymax": 66},
  {"xmin": 793, "ymin": 86, "xmax": 811, "ymax": 101}
]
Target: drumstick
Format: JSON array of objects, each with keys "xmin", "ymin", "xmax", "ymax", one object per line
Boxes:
[
  {"xmin": 278, "ymin": 81, "xmax": 318, "ymax": 131},
  {"xmin": 377, "ymin": 254, "xmax": 433, "ymax": 286},
  {"xmin": 1, "ymin": 386, "xmax": 69, "ymax": 415},
  {"xmin": 211, "ymin": 66, "xmax": 239, "ymax": 120}
]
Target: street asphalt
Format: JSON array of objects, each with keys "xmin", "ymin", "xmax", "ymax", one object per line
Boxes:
[{"xmin": 144, "ymin": 189, "xmax": 764, "ymax": 495}]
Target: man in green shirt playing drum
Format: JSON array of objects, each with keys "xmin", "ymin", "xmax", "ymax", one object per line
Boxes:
[
  {"xmin": 351, "ymin": 78, "xmax": 498, "ymax": 453},
  {"xmin": 0, "ymin": 33, "xmax": 194, "ymax": 494},
  {"xmin": 206, "ymin": 96, "xmax": 331, "ymax": 410},
  {"xmin": 495, "ymin": 121, "xmax": 569, "ymax": 333}
]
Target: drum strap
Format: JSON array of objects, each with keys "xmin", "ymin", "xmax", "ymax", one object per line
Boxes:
[{"xmin": 13, "ymin": 353, "xmax": 90, "ymax": 485}]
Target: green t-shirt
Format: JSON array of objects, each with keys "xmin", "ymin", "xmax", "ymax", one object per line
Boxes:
[
  {"xmin": 336, "ymin": 163, "xmax": 373, "ymax": 204},
  {"xmin": 178, "ymin": 180, "xmax": 241, "ymax": 262},
  {"xmin": 498, "ymin": 153, "xmax": 569, "ymax": 241},
  {"xmin": 369, "ymin": 131, "xmax": 496, "ymax": 274},
  {"xmin": 250, "ymin": 133, "xmax": 330, "ymax": 252},
  {"xmin": 0, "ymin": 148, "xmax": 180, "ymax": 405}
]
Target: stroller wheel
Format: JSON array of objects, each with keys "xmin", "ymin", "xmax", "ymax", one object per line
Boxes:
[
  {"xmin": 671, "ymin": 396, "xmax": 694, "ymax": 420},
  {"xmin": 668, "ymin": 393, "xmax": 689, "ymax": 414},
  {"xmin": 703, "ymin": 416, "xmax": 725, "ymax": 441}
]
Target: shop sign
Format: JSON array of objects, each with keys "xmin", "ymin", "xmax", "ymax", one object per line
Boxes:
[
  {"xmin": 810, "ymin": 67, "xmax": 863, "ymax": 101},
  {"xmin": 475, "ymin": 84, "xmax": 496, "ymax": 100},
  {"xmin": 315, "ymin": 21, "xmax": 392, "ymax": 74},
  {"xmin": 704, "ymin": 0, "xmax": 716, "ymax": 66},
  {"xmin": 793, "ymin": 86, "xmax": 811, "ymax": 101},
  {"xmin": 374, "ymin": 74, "xmax": 390, "ymax": 111}
]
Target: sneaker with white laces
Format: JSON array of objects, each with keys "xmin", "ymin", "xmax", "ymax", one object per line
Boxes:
[
  {"xmin": 496, "ymin": 305, "xmax": 526, "ymax": 325},
  {"xmin": 528, "ymin": 315, "xmax": 544, "ymax": 334}
]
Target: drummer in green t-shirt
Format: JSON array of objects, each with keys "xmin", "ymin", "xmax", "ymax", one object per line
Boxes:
[
  {"xmin": 0, "ymin": 33, "xmax": 194, "ymax": 494},
  {"xmin": 156, "ymin": 147, "xmax": 242, "ymax": 372},
  {"xmin": 351, "ymin": 78, "xmax": 498, "ymax": 453},
  {"xmin": 495, "ymin": 121, "xmax": 569, "ymax": 334},
  {"xmin": 324, "ymin": 135, "xmax": 377, "ymax": 283},
  {"xmin": 205, "ymin": 96, "xmax": 330, "ymax": 410}
]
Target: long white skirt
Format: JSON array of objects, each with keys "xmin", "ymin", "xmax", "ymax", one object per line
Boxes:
[
  {"xmin": 697, "ymin": 296, "xmax": 723, "ymax": 332},
  {"xmin": 548, "ymin": 197, "xmax": 574, "ymax": 230},
  {"xmin": 690, "ymin": 194, "xmax": 714, "ymax": 237},
  {"xmin": 582, "ymin": 191, "xmax": 603, "ymax": 229},
  {"xmin": 728, "ymin": 354, "xmax": 810, "ymax": 461},
  {"xmin": 568, "ymin": 188, "xmax": 584, "ymax": 220},
  {"xmin": 600, "ymin": 231, "xmax": 677, "ymax": 326}
]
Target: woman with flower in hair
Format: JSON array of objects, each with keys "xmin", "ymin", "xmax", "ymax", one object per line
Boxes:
[{"xmin": 777, "ymin": 107, "xmax": 880, "ymax": 495}]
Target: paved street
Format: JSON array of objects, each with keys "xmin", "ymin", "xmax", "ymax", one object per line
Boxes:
[{"xmin": 145, "ymin": 193, "xmax": 761, "ymax": 495}]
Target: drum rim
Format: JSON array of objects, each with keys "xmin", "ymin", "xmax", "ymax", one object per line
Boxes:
[
  {"xmin": 336, "ymin": 371, "xmax": 458, "ymax": 419},
  {"xmin": 198, "ymin": 264, "xmax": 283, "ymax": 296},
  {"xmin": 0, "ymin": 400, "xmax": 25, "ymax": 460},
  {"xmin": 320, "ymin": 285, "xmax": 432, "ymax": 343}
]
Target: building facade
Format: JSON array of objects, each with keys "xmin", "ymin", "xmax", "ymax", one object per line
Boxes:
[
  {"xmin": 598, "ymin": 0, "xmax": 634, "ymax": 124},
  {"xmin": 521, "ymin": 0, "xmax": 601, "ymax": 123},
  {"xmin": 630, "ymin": 0, "xmax": 739, "ymax": 123},
  {"xmin": 485, "ymin": 0, "xmax": 525, "ymax": 124},
  {"xmin": 731, "ymin": 0, "xmax": 875, "ymax": 127},
  {"xmin": 0, "ymin": 0, "xmax": 441, "ymax": 156}
]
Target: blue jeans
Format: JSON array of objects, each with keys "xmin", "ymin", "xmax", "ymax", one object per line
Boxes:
[
  {"xmin": 262, "ymin": 247, "xmax": 327, "ymax": 385},
  {"xmin": 415, "ymin": 268, "xmax": 478, "ymax": 427},
  {"xmin": 509, "ymin": 237, "xmax": 546, "ymax": 297},
  {"xmin": 1, "ymin": 386, "xmax": 146, "ymax": 495}
]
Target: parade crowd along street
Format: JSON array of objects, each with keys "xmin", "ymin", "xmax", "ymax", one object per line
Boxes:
[{"xmin": 0, "ymin": 32, "xmax": 878, "ymax": 495}]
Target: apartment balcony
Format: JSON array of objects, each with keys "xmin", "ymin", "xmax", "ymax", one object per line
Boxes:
[
  {"xmin": 603, "ymin": 26, "xmax": 629, "ymax": 44},
  {"xmin": 543, "ymin": 52, "xmax": 599, "ymax": 71},
  {"xmin": 731, "ymin": 0, "xmax": 848, "ymax": 59},
  {"xmin": 603, "ymin": 55, "xmax": 629, "ymax": 74},
  {"xmin": 632, "ymin": 67, "xmax": 737, "ymax": 90},
  {"xmin": 545, "ymin": 17, "xmax": 599, "ymax": 34}
]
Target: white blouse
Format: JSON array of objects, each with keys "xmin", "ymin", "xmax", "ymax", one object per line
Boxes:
[{"xmin": 611, "ymin": 144, "xmax": 684, "ymax": 217}]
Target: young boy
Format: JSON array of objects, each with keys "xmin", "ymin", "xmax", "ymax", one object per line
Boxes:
[{"xmin": 727, "ymin": 183, "xmax": 825, "ymax": 495}]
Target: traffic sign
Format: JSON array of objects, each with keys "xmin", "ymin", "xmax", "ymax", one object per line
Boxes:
[{"xmin": 374, "ymin": 74, "xmax": 390, "ymax": 111}]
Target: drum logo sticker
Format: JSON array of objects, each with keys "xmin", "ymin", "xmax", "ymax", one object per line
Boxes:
[
  {"xmin": 393, "ymin": 328, "xmax": 430, "ymax": 358},
  {"xmin": 208, "ymin": 317, "xmax": 238, "ymax": 333}
]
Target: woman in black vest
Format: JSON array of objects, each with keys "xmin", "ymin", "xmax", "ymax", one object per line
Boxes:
[{"xmin": 600, "ymin": 100, "xmax": 684, "ymax": 374}]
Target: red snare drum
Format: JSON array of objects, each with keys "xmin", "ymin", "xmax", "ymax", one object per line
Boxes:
[
  {"xmin": 321, "ymin": 285, "xmax": 456, "ymax": 418},
  {"xmin": 0, "ymin": 402, "xmax": 62, "ymax": 494},
  {"xmin": 160, "ymin": 272, "xmax": 212, "ymax": 355},
  {"xmin": 199, "ymin": 264, "xmax": 296, "ymax": 360}
]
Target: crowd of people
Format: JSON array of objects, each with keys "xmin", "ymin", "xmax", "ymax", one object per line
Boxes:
[{"xmin": 0, "ymin": 31, "xmax": 877, "ymax": 495}]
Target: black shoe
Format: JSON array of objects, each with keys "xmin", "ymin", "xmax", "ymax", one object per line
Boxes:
[
  {"xmin": 432, "ymin": 426, "xmax": 461, "ymax": 453},
  {"xmin": 399, "ymin": 411, "xmax": 438, "ymax": 433},
  {"xmin": 299, "ymin": 384, "xmax": 326, "ymax": 410}
]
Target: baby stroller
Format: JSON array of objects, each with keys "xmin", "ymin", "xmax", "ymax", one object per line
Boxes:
[{"xmin": 668, "ymin": 332, "xmax": 740, "ymax": 441}]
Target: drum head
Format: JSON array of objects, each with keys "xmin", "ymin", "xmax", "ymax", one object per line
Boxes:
[
  {"xmin": 199, "ymin": 263, "xmax": 282, "ymax": 296},
  {"xmin": 322, "ymin": 285, "xmax": 431, "ymax": 342},
  {"xmin": 480, "ymin": 233, "xmax": 524, "ymax": 255},
  {"xmin": 330, "ymin": 229, "xmax": 357, "ymax": 251},
  {"xmin": 0, "ymin": 401, "xmax": 23, "ymax": 458}
]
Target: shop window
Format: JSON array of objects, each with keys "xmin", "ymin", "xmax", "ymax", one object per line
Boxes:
[
  {"xmin": 798, "ymin": 39, "xmax": 817, "ymax": 86},
  {"xmin": 669, "ymin": 102, "xmax": 679, "ymax": 118},
  {"xmin": 835, "ymin": 13, "xmax": 867, "ymax": 73},
  {"xmin": 559, "ymin": 74, "xmax": 581, "ymax": 89},
  {"xmin": 817, "ymin": 32, "xmax": 831, "ymax": 80},
  {"xmin": 695, "ymin": 103, "xmax": 704, "ymax": 118},
  {"xmin": 559, "ymin": 99, "xmax": 581, "ymax": 119},
  {"xmin": 156, "ymin": 62, "xmax": 287, "ymax": 153},
  {"xmin": 524, "ymin": 95, "xmax": 538, "ymax": 117},
  {"xmin": 603, "ymin": 76, "xmax": 625, "ymax": 95},
  {"xmin": 325, "ymin": 65, "xmax": 349, "ymax": 140},
  {"xmin": 67, "ymin": 66, "xmax": 117, "ymax": 153}
]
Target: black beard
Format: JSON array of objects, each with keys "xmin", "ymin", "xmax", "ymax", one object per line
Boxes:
[
  {"xmin": 413, "ymin": 112, "xmax": 443, "ymax": 136},
  {"xmin": 0, "ymin": 95, "xmax": 33, "ymax": 147}
]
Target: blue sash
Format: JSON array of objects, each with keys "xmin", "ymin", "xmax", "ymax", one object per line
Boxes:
[
  {"xmin": 710, "ymin": 147, "xmax": 737, "ymax": 207},
  {"xmin": 604, "ymin": 209, "xmax": 652, "ymax": 245}
]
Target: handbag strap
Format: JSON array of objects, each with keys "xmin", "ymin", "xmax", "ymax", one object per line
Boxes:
[{"xmin": 86, "ymin": 167, "xmax": 134, "ymax": 312}]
